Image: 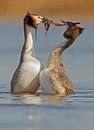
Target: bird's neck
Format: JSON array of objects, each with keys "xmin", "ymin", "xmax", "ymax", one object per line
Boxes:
[
  {"xmin": 21, "ymin": 24, "xmax": 36, "ymax": 60},
  {"xmin": 60, "ymin": 38, "xmax": 76, "ymax": 54},
  {"xmin": 47, "ymin": 38, "xmax": 76, "ymax": 67}
]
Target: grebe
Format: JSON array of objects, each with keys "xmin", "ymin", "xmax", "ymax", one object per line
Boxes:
[
  {"xmin": 11, "ymin": 12, "xmax": 43, "ymax": 94},
  {"xmin": 39, "ymin": 21, "xmax": 84, "ymax": 96}
]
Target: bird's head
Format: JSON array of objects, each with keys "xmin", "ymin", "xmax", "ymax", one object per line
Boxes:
[
  {"xmin": 61, "ymin": 20, "xmax": 85, "ymax": 39},
  {"xmin": 24, "ymin": 12, "xmax": 43, "ymax": 28}
]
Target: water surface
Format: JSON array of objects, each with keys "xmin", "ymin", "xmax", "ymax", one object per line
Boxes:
[{"xmin": 0, "ymin": 22, "xmax": 94, "ymax": 130}]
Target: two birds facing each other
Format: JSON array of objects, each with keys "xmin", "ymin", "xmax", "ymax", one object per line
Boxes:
[{"xmin": 11, "ymin": 12, "xmax": 84, "ymax": 96}]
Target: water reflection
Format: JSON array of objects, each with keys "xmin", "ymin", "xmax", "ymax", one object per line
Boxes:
[
  {"xmin": 19, "ymin": 93, "xmax": 64, "ymax": 105},
  {"xmin": 0, "ymin": 83, "xmax": 94, "ymax": 130},
  {"xmin": 0, "ymin": 83, "xmax": 94, "ymax": 105},
  {"xmin": 20, "ymin": 94, "xmax": 42, "ymax": 104},
  {"xmin": 0, "ymin": 82, "xmax": 65, "ymax": 105}
]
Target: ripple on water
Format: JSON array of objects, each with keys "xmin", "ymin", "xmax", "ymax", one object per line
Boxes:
[
  {"xmin": 0, "ymin": 83, "xmax": 94, "ymax": 106},
  {"xmin": 0, "ymin": 82, "xmax": 94, "ymax": 130}
]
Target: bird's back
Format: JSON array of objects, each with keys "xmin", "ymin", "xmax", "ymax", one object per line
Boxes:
[{"xmin": 47, "ymin": 64, "xmax": 75, "ymax": 95}]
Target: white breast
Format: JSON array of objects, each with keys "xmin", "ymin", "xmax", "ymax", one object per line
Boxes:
[
  {"xmin": 11, "ymin": 56, "xmax": 41, "ymax": 93},
  {"xmin": 39, "ymin": 68, "xmax": 56, "ymax": 94}
]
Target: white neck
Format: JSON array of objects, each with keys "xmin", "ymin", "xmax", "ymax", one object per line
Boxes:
[{"xmin": 21, "ymin": 24, "xmax": 36, "ymax": 60}]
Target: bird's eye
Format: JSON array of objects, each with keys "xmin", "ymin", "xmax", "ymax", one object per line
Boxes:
[
  {"xmin": 38, "ymin": 16, "xmax": 41, "ymax": 19},
  {"xmin": 38, "ymin": 16, "xmax": 42, "ymax": 20}
]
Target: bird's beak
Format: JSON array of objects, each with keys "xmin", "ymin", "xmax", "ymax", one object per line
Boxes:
[{"xmin": 61, "ymin": 20, "xmax": 67, "ymax": 26}]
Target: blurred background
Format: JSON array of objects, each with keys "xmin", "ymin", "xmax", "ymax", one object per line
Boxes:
[
  {"xmin": 0, "ymin": 1, "xmax": 94, "ymax": 129},
  {"xmin": 0, "ymin": 0, "xmax": 94, "ymax": 84},
  {"xmin": 0, "ymin": 0, "xmax": 93, "ymax": 21}
]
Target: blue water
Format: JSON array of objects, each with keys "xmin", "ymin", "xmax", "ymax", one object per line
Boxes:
[{"xmin": 0, "ymin": 21, "xmax": 94, "ymax": 130}]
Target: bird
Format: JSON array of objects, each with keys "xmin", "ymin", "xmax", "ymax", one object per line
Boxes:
[
  {"xmin": 39, "ymin": 21, "xmax": 84, "ymax": 96},
  {"xmin": 11, "ymin": 12, "xmax": 43, "ymax": 94}
]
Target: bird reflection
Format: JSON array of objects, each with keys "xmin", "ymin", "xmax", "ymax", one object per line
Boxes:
[
  {"xmin": 20, "ymin": 93, "xmax": 64, "ymax": 104},
  {"xmin": 20, "ymin": 94, "xmax": 42, "ymax": 104}
]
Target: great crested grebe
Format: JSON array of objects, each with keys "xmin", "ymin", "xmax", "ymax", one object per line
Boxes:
[
  {"xmin": 11, "ymin": 12, "xmax": 43, "ymax": 94},
  {"xmin": 39, "ymin": 21, "xmax": 84, "ymax": 96}
]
